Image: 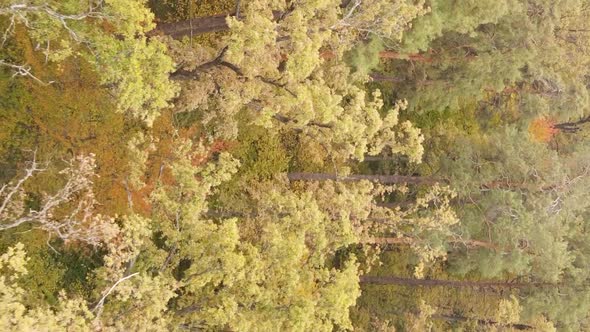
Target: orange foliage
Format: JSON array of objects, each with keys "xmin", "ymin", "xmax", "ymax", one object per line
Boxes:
[
  {"xmin": 189, "ymin": 140, "xmax": 230, "ymax": 166},
  {"xmin": 191, "ymin": 138, "xmax": 236, "ymax": 166},
  {"xmin": 528, "ymin": 117, "xmax": 558, "ymax": 142},
  {"xmin": 126, "ymin": 111, "xmax": 237, "ymax": 215},
  {"xmin": 7, "ymin": 25, "xmax": 133, "ymax": 217},
  {"xmin": 5, "ymin": 28, "xmax": 237, "ymax": 218},
  {"xmin": 210, "ymin": 139, "xmax": 236, "ymax": 153}
]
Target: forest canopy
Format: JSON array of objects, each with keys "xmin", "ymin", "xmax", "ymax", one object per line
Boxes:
[{"xmin": 1, "ymin": 0, "xmax": 590, "ymax": 331}]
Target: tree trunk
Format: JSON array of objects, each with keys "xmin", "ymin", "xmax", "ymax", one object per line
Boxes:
[
  {"xmin": 368, "ymin": 73, "xmax": 405, "ymax": 83},
  {"xmin": 366, "ymin": 237, "xmax": 499, "ymax": 250},
  {"xmin": 364, "ymin": 237, "xmax": 414, "ymax": 245},
  {"xmin": 378, "ymin": 51, "xmax": 433, "ymax": 62},
  {"xmin": 360, "ymin": 276, "xmax": 549, "ymax": 288},
  {"xmin": 150, "ymin": 15, "xmax": 434, "ymax": 65},
  {"xmin": 480, "ymin": 179, "xmax": 557, "ymax": 193},
  {"xmin": 287, "ymin": 172, "xmax": 443, "ymax": 185},
  {"xmin": 552, "ymin": 115, "xmax": 590, "ymax": 133},
  {"xmin": 435, "ymin": 314, "xmax": 533, "ymax": 330},
  {"xmin": 361, "ymin": 155, "xmax": 399, "ymax": 161},
  {"xmin": 320, "ymin": 49, "xmax": 433, "ymax": 61},
  {"xmin": 149, "ymin": 0, "xmax": 356, "ymax": 39},
  {"xmin": 148, "ymin": 13, "xmax": 231, "ymax": 38},
  {"xmin": 375, "ymin": 201, "xmax": 414, "ymax": 209}
]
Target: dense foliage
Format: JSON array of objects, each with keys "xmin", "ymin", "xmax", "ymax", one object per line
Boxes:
[{"xmin": 1, "ymin": 0, "xmax": 590, "ymax": 331}]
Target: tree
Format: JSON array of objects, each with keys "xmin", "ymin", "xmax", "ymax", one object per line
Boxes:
[
  {"xmin": 7, "ymin": 1, "xmax": 590, "ymax": 331},
  {"xmin": 0, "ymin": 153, "xmax": 118, "ymax": 246},
  {"xmin": 436, "ymin": 127, "xmax": 590, "ymax": 283},
  {"xmin": 151, "ymin": 0, "xmax": 427, "ymax": 41},
  {"xmin": 0, "ymin": 0, "xmax": 178, "ymax": 125},
  {"xmin": 0, "ymin": 243, "xmax": 94, "ymax": 331},
  {"xmin": 0, "ymin": 216, "xmax": 177, "ymax": 331},
  {"xmin": 166, "ymin": 0, "xmax": 425, "ymax": 161},
  {"xmin": 144, "ymin": 139, "xmax": 362, "ymax": 330},
  {"xmin": 373, "ymin": 0, "xmax": 590, "ymax": 132}
]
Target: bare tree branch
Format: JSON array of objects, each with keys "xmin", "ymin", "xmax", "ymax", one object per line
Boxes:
[
  {"xmin": 92, "ymin": 272, "xmax": 139, "ymax": 316},
  {"xmin": 0, "ymin": 60, "xmax": 55, "ymax": 85},
  {"xmin": 0, "ymin": 2, "xmax": 109, "ymax": 43}
]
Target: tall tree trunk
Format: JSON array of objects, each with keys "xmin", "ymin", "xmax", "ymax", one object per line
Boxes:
[
  {"xmin": 150, "ymin": 15, "xmax": 434, "ymax": 65},
  {"xmin": 366, "ymin": 237, "xmax": 499, "ymax": 250},
  {"xmin": 375, "ymin": 201, "xmax": 414, "ymax": 209},
  {"xmin": 148, "ymin": 13, "xmax": 231, "ymax": 38},
  {"xmin": 552, "ymin": 115, "xmax": 590, "ymax": 133},
  {"xmin": 360, "ymin": 276, "xmax": 550, "ymax": 288},
  {"xmin": 287, "ymin": 172, "xmax": 443, "ymax": 185},
  {"xmin": 434, "ymin": 314, "xmax": 533, "ymax": 330},
  {"xmin": 149, "ymin": 10, "xmax": 293, "ymax": 39},
  {"xmin": 480, "ymin": 179, "xmax": 557, "ymax": 192},
  {"xmin": 361, "ymin": 155, "xmax": 399, "ymax": 161},
  {"xmin": 149, "ymin": 0, "xmax": 353, "ymax": 38},
  {"xmin": 368, "ymin": 73, "xmax": 405, "ymax": 82},
  {"xmin": 321, "ymin": 50, "xmax": 433, "ymax": 62},
  {"xmin": 378, "ymin": 51, "xmax": 433, "ymax": 62}
]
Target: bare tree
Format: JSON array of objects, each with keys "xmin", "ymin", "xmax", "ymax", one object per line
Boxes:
[{"xmin": 0, "ymin": 152, "xmax": 119, "ymax": 246}]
